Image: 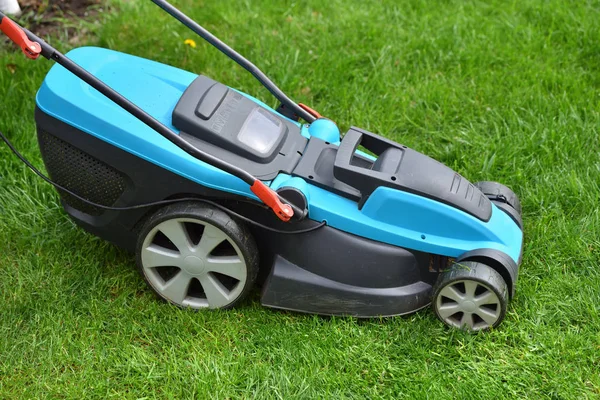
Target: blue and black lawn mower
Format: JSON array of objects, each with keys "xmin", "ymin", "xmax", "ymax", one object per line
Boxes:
[{"xmin": 1, "ymin": 1, "xmax": 523, "ymax": 331}]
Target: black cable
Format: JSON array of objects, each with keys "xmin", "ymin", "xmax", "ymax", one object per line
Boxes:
[{"xmin": 0, "ymin": 130, "xmax": 326, "ymax": 235}]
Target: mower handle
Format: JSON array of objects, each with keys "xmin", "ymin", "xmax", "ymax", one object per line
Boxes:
[
  {"xmin": 0, "ymin": 13, "xmax": 295, "ymax": 222},
  {"xmin": 149, "ymin": 0, "xmax": 318, "ymax": 124},
  {"xmin": 0, "ymin": 11, "xmax": 42, "ymax": 59}
]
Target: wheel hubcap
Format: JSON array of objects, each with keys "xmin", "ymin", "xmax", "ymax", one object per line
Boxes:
[
  {"xmin": 436, "ymin": 280, "xmax": 502, "ymax": 331},
  {"xmin": 182, "ymin": 256, "xmax": 205, "ymax": 276},
  {"xmin": 141, "ymin": 218, "xmax": 247, "ymax": 309}
]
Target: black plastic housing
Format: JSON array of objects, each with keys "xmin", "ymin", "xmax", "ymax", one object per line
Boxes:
[
  {"xmin": 172, "ymin": 75, "xmax": 307, "ymax": 180},
  {"xmin": 335, "ymin": 127, "xmax": 493, "ymax": 220},
  {"xmin": 294, "ymin": 128, "xmax": 492, "ymax": 221}
]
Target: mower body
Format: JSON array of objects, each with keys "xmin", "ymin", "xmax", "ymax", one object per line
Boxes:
[{"xmin": 35, "ymin": 47, "xmax": 523, "ymax": 317}]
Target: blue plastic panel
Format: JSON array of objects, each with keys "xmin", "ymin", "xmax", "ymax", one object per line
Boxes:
[
  {"xmin": 36, "ymin": 47, "xmax": 522, "ymax": 262},
  {"xmin": 36, "ymin": 47, "xmax": 301, "ymax": 199},
  {"xmin": 271, "ymin": 175, "xmax": 523, "ymax": 263}
]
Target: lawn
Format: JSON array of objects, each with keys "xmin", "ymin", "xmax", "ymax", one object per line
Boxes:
[{"xmin": 1, "ymin": 0, "xmax": 599, "ymax": 398}]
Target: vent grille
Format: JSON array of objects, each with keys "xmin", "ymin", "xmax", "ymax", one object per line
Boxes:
[{"xmin": 37, "ymin": 129, "xmax": 126, "ymax": 216}]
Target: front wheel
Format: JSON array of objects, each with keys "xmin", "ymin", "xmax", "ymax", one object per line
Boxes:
[{"xmin": 432, "ymin": 261, "xmax": 508, "ymax": 331}]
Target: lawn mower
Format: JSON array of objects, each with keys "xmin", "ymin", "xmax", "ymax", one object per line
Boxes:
[{"xmin": 0, "ymin": 1, "xmax": 523, "ymax": 331}]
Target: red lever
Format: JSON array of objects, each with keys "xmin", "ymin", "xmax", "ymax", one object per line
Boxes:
[
  {"xmin": 298, "ymin": 103, "xmax": 322, "ymax": 119},
  {"xmin": 251, "ymin": 180, "xmax": 294, "ymax": 222},
  {"xmin": 0, "ymin": 15, "xmax": 42, "ymax": 59}
]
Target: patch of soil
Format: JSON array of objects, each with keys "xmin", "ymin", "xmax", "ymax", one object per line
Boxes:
[{"xmin": 15, "ymin": 0, "xmax": 102, "ymax": 38}]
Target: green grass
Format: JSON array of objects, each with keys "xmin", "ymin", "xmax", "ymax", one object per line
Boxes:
[{"xmin": 1, "ymin": 0, "xmax": 600, "ymax": 398}]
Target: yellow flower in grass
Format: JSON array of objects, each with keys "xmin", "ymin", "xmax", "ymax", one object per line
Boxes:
[{"xmin": 184, "ymin": 39, "xmax": 197, "ymax": 48}]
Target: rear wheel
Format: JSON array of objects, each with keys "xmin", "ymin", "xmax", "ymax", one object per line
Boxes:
[
  {"xmin": 475, "ymin": 181, "xmax": 521, "ymax": 215},
  {"xmin": 136, "ymin": 202, "xmax": 258, "ymax": 309},
  {"xmin": 432, "ymin": 261, "xmax": 508, "ymax": 331}
]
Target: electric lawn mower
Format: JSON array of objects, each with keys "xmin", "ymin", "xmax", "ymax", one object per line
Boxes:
[{"xmin": 0, "ymin": 1, "xmax": 524, "ymax": 331}]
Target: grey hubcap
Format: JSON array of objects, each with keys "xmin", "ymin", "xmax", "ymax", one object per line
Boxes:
[
  {"xmin": 436, "ymin": 280, "xmax": 502, "ymax": 330},
  {"xmin": 141, "ymin": 218, "xmax": 247, "ymax": 309}
]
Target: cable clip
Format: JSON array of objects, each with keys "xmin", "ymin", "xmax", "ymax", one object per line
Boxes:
[{"xmin": 298, "ymin": 103, "xmax": 322, "ymax": 120}]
